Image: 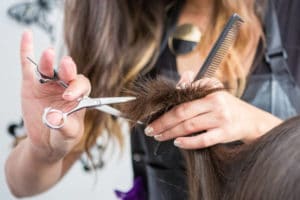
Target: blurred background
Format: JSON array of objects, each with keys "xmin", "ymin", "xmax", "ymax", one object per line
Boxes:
[{"xmin": 0, "ymin": 0, "xmax": 132, "ymax": 199}]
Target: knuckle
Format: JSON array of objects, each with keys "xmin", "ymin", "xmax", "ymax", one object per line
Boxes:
[
  {"xmin": 218, "ymin": 109, "xmax": 231, "ymax": 122},
  {"xmin": 161, "ymin": 131, "xmax": 170, "ymax": 140},
  {"xmin": 78, "ymin": 75, "xmax": 91, "ymax": 86},
  {"xmin": 200, "ymin": 137, "xmax": 209, "ymax": 147},
  {"xmin": 183, "ymin": 120, "xmax": 196, "ymax": 133},
  {"xmin": 174, "ymin": 105, "xmax": 187, "ymax": 119},
  {"xmin": 21, "ymin": 60, "xmax": 27, "ymax": 67},
  {"xmin": 201, "ymin": 136, "xmax": 213, "ymax": 147},
  {"xmin": 209, "ymin": 92, "xmax": 224, "ymax": 104},
  {"xmin": 222, "ymin": 110, "xmax": 233, "ymax": 126},
  {"xmin": 208, "ymin": 94, "xmax": 232, "ymax": 123},
  {"xmin": 81, "ymin": 75, "xmax": 91, "ymax": 84}
]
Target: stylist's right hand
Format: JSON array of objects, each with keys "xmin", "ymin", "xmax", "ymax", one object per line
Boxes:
[{"xmin": 20, "ymin": 31, "xmax": 91, "ymax": 162}]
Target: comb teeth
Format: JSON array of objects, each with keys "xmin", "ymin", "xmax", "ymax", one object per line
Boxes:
[{"xmin": 193, "ymin": 13, "xmax": 244, "ymax": 81}]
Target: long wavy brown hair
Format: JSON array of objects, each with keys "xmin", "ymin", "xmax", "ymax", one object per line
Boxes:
[
  {"xmin": 64, "ymin": 0, "xmax": 165, "ymax": 153},
  {"xmin": 63, "ymin": 0, "xmax": 264, "ymax": 156}
]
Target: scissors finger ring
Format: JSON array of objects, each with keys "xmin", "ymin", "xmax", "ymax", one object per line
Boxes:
[{"xmin": 42, "ymin": 107, "xmax": 68, "ymax": 129}]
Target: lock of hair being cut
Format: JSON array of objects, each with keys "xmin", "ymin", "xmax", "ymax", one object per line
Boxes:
[{"xmin": 120, "ymin": 76, "xmax": 224, "ymax": 123}]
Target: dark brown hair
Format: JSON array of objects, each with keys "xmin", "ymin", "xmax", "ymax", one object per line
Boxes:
[
  {"xmin": 225, "ymin": 116, "xmax": 300, "ymax": 200},
  {"xmin": 121, "ymin": 77, "xmax": 300, "ymax": 200}
]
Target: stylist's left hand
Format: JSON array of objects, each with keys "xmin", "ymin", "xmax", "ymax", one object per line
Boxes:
[{"xmin": 144, "ymin": 73, "xmax": 282, "ymax": 150}]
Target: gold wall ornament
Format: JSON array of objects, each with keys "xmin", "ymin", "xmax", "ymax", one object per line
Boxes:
[{"xmin": 168, "ymin": 23, "xmax": 202, "ymax": 55}]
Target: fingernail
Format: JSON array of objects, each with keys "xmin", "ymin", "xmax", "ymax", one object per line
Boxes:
[
  {"xmin": 24, "ymin": 29, "xmax": 33, "ymax": 38},
  {"xmin": 48, "ymin": 47, "xmax": 55, "ymax": 54},
  {"xmin": 154, "ymin": 134, "xmax": 163, "ymax": 141},
  {"xmin": 144, "ymin": 126, "xmax": 154, "ymax": 136},
  {"xmin": 174, "ymin": 140, "xmax": 182, "ymax": 147},
  {"xmin": 63, "ymin": 90, "xmax": 73, "ymax": 99},
  {"xmin": 178, "ymin": 82, "xmax": 187, "ymax": 89}
]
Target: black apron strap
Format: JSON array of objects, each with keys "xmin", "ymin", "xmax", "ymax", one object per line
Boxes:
[
  {"xmin": 264, "ymin": 0, "xmax": 294, "ymax": 82},
  {"xmin": 140, "ymin": 0, "xmax": 184, "ymax": 76},
  {"xmin": 159, "ymin": 0, "xmax": 184, "ymax": 57}
]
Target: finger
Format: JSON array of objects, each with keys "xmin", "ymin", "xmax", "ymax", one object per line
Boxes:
[
  {"xmin": 153, "ymin": 111, "xmax": 218, "ymax": 141},
  {"xmin": 174, "ymin": 128, "xmax": 223, "ymax": 149},
  {"xmin": 192, "ymin": 77, "xmax": 224, "ymax": 89},
  {"xmin": 39, "ymin": 48, "xmax": 55, "ymax": 77},
  {"xmin": 58, "ymin": 56, "xmax": 77, "ymax": 84},
  {"xmin": 62, "ymin": 74, "xmax": 91, "ymax": 101},
  {"xmin": 176, "ymin": 70, "xmax": 195, "ymax": 89},
  {"xmin": 20, "ymin": 30, "xmax": 34, "ymax": 81},
  {"xmin": 145, "ymin": 98, "xmax": 213, "ymax": 136}
]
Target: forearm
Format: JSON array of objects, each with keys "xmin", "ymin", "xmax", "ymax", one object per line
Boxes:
[{"xmin": 5, "ymin": 138, "xmax": 64, "ymax": 197}]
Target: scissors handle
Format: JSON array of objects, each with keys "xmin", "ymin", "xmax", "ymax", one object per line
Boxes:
[
  {"xmin": 42, "ymin": 107, "xmax": 67, "ymax": 129},
  {"xmin": 27, "ymin": 57, "xmax": 68, "ymax": 88},
  {"xmin": 42, "ymin": 97, "xmax": 92, "ymax": 129}
]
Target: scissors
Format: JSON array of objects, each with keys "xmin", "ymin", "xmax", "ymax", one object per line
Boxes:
[
  {"xmin": 27, "ymin": 57, "xmax": 69, "ymax": 88},
  {"xmin": 26, "ymin": 57, "xmax": 138, "ymax": 129}
]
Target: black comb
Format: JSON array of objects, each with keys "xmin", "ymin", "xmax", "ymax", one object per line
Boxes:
[{"xmin": 193, "ymin": 13, "xmax": 244, "ymax": 81}]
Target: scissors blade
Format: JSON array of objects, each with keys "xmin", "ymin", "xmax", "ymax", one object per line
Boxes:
[
  {"xmin": 98, "ymin": 96, "xmax": 136, "ymax": 105},
  {"xmin": 95, "ymin": 105, "xmax": 123, "ymax": 117},
  {"xmin": 95, "ymin": 105, "xmax": 144, "ymax": 124}
]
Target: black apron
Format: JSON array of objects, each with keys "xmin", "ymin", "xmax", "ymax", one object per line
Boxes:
[
  {"xmin": 130, "ymin": 1, "xmax": 300, "ymax": 200},
  {"xmin": 241, "ymin": 0, "xmax": 300, "ymax": 119}
]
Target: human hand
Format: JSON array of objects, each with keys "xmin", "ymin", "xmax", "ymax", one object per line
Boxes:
[
  {"xmin": 144, "ymin": 73, "xmax": 282, "ymax": 149},
  {"xmin": 20, "ymin": 31, "xmax": 91, "ymax": 161}
]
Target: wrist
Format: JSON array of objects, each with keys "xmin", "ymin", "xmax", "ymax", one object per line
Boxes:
[
  {"xmin": 24, "ymin": 139, "xmax": 65, "ymax": 164},
  {"xmin": 243, "ymin": 111, "xmax": 283, "ymax": 143}
]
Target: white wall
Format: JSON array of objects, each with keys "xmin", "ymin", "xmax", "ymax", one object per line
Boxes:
[{"xmin": 0, "ymin": 1, "xmax": 132, "ymax": 199}]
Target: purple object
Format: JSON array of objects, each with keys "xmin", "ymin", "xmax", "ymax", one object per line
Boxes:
[{"xmin": 114, "ymin": 177, "xmax": 146, "ymax": 200}]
